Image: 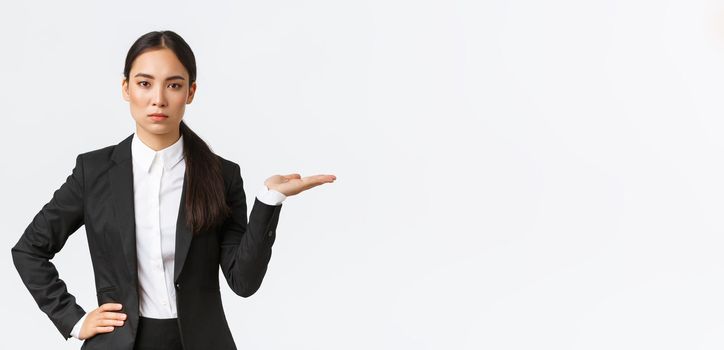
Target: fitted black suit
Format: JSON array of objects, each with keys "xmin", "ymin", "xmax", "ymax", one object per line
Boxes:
[{"xmin": 11, "ymin": 133, "xmax": 283, "ymax": 349}]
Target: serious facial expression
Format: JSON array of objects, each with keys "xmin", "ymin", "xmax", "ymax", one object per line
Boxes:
[{"xmin": 122, "ymin": 48, "xmax": 196, "ymax": 137}]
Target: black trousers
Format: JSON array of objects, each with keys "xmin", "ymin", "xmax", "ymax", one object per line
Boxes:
[{"xmin": 133, "ymin": 316, "xmax": 183, "ymax": 350}]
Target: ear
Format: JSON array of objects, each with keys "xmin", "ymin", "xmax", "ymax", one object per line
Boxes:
[
  {"xmin": 186, "ymin": 82, "xmax": 197, "ymax": 104},
  {"xmin": 121, "ymin": 78, "xmax": 130, "ymax": 102}
]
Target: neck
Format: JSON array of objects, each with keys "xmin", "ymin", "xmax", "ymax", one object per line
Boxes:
[{"xmin": 135, "ymin": 126, "xmax": 181, "ymax": 151}]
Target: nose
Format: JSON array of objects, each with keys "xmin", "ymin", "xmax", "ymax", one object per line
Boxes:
[{"xmin": 152, "ymin": 85, "xmax": 168, "ymax": 107}]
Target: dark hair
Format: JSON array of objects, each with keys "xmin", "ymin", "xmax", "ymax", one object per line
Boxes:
[{"xmin": 123, "ymin": 30, "xmax": 230, "ymax": 235}]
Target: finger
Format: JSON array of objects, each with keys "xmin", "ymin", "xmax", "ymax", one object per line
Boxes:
[
  {"xmin": 98, "ymin": 318, "xmax": 125, "ymax": 327},
  {"xmin": 283, "ymin": 174, "xmax": 301, "ymax": 179},
  {"xmin": 99, "ymin": 303, "xmax": 123, "ymax": 311},
  {"xmin": 95, "ymin": 326, "xmax": 115, "ymax": 333},
  {"xmin": 300, "ymin": 181, "xmax": 327, "ymax": 191},
  {"xmin": 312, "ymin": 174, "xmax": 336, "ymax": 181},
  {"xmin": 304, "ymin": 175, "xmax": 336, "ymax": 184},
  {"xmin": 99, "ymin": 311, "xmax": 127, "ymax": 320}
]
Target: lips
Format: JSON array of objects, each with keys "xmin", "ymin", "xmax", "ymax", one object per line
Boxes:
[{"xmin": 148, "ymin": 113, "xmax": 168, "ymax": 121}]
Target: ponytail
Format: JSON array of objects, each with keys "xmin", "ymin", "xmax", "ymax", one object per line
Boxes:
[{"xmin": 180, "ymin": 120, "xmax": 231, "ymax": 234}]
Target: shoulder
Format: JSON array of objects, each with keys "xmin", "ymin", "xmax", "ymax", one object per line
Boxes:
[
  {"xmin": 65, "ymin": 144, "xmax": 118, "ymax": 183},
  {"xmin": 70, "ymin": 133, "xmax": 133, "ymax": 178},
  {"xmin": 215, "ymin": 154, "xmax": 239, "ymax": 169},
  {"xmin": 78, "ymin": 144, "xmax": 116, "ymax": 164},
  {"xmin": 213, "ymin": 154, "xmax": 246, "ymax": 197},
  {"xmin": 76, "ymin": 133, "xmax": 134, "ymax": 167},
  {"xmin": 215, "ymin": 153, "xmax": 241, "ymax": 181}
]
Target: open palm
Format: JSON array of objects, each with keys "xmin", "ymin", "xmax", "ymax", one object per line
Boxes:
[{"xmin": 264, "ymin": 173, "xmax": 336, "ymax": 197}]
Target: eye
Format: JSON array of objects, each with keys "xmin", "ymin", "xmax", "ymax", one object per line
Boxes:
[
  {"xmin": 169, "ymin": 83, "xmax": 182, "ymax": 89},
  {"xmin": 137, "ymin": 81, "xmax": 150, "ymax": 87}
]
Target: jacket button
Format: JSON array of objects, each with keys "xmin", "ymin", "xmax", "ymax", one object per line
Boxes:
[
  {"xmin": 175, "ymin": 283, "xmax": 180, "ymax": 289},
  {"xmin": 268, "ymin": 230, "xmax": 273, "ymax": 237}
]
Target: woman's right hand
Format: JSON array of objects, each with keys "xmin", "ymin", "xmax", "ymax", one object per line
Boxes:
[{"xmin": 78, "ymin": 303, "xmax": 127, "ymax": 340}]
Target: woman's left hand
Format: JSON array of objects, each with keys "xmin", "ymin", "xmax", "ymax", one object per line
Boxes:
[{"xmin": 264, "ymin": 173, "xmax": 336, "ymax": 197}]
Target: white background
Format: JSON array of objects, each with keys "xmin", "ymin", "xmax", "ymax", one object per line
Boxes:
[{"xmin": 1, "ymin": 0, "xmax": 724, "ymax": 349}]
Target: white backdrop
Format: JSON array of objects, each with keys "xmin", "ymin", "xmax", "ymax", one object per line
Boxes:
[{"xmin": 1, "ymin": 0, "xmax": 724, "ymax": 349}]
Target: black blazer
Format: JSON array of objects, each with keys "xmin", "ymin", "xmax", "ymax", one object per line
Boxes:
[{"xmin": 11, "ymin": 133, "xmax": 283, "ymax": 350}]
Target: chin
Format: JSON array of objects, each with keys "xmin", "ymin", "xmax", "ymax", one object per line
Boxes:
[{"xmin": 140, "ymin": 124, "xmax": 174, "ymax": 134}]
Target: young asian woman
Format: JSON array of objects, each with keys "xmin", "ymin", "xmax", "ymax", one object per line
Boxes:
[{"xmin": 10, "ymin": 30, "xmax": 336, "ymax": 350}]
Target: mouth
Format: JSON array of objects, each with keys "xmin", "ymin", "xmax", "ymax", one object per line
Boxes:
[{"xmin": 148, "ymin": 113, "xmax": 168, "ymax": 121}]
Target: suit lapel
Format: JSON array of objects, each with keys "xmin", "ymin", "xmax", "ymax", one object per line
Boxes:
[
  {"xmin": 109, "ymin": 134, "xmax": 138, "ymax": 285},
  {"xmin": 109, "ymin": 133, "xmax": 194, "ymax": 287},
  {"xmin": 174, "ymin": 174, "xmax": 192, "ymax": 283}
]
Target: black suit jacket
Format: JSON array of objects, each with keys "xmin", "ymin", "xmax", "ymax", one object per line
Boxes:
[{"xmin": 11, "ymin": 133, "xmax": 283, "ymax": 350}]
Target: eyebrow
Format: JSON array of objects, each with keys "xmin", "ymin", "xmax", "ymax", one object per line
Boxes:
[{"xmin": 133, "ymin": 73, "xmax": 186, "ymax": 81}]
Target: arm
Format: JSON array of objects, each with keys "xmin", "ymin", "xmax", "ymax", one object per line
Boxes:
[
  {"xmin": 219, "ymin": 163, "xmax": 283, "ymax": 297},
  {"xmin": 10, "ymin": 154, "xmax": 87, "ymax": 340}
]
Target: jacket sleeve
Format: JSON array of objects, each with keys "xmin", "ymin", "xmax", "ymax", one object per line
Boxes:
[
  {"xmin": 10, "ymin": 154, "xmax": 87, "ymax": 339},
  {"xmin": 219, "ymin": 163, "xmax": 283, "ymax": 297}
]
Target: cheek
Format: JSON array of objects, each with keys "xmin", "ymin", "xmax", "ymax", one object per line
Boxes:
[
  {"xmin": 127, "ymin": 91, "xmax": 148, "ymax": 120},
  {"xmin": 171, "ymin": 91, "xmax": 188, "ymax": 103},
  {"xmin": 129, "ymin": 90, "xmax": 146, "ymax": 105},
  {"xmin": 168, "ymin": 94, "xmax": 189, "ymax": 111}
]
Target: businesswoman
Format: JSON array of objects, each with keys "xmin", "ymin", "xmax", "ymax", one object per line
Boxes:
[{"xmin": 11, "ymin": 30, "xmax": 336, "ymax": 350}]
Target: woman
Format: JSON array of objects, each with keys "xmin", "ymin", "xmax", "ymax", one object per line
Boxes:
[{"xmin": 10, "ymin": 30, "xmax": 336, "ymax": 350}]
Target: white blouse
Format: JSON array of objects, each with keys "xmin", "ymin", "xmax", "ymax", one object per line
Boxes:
[{"xmin": 70, "ymin": 133, "xmax": 285, "ymax": 339}]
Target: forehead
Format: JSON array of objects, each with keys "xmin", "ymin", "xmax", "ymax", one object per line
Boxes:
[{"xmin": 130, "ymin": 48, "xmax": 188, "ymax": 78}]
